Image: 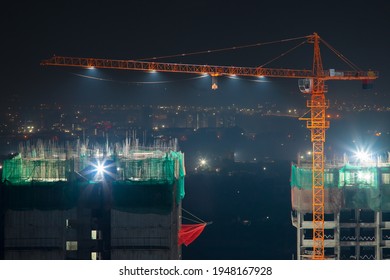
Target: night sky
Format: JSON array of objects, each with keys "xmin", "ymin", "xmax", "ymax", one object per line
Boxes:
[{"xmin": 2, "ymin": 0, "xmax": 389, "ymax": 106}]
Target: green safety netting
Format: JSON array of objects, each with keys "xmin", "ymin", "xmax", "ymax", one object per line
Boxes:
[
  {"xmin": 338, "ymin": 164, "xmax": 379, "ymax": 188},
  {"xmin": 112, "ymin": 151, "xmax": 185, "ymax": 213},
  {"xmin": 1, "ymin": 154, "xmax": 70, "ymax": 184},
  {"xmin": 170, "ymin": 151, "xmax": 186, "ymax": 202},
  {"xmin": 114, "ymin": 151, "xmax": 185, "ymax": 203},
  {"xmin": 291, "ymin": 164, "xmax": 390, "ymax": 212},
  {"xmin": 1, "ymin": 151, "xmax": 186, "ymax": 211},
  {"xmin": 291, "ymin": 165, "xmax": 338, "ymax": 189}
]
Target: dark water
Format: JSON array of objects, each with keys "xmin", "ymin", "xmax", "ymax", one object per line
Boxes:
[{"xmin": 182, "ymin": 160, "xmax": 296, "ymax": 260}]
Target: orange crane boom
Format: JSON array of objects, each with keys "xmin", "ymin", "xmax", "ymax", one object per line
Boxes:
[
  {"xmin": 41, "ymin": 55, "xmax": 376, "ymax": 81},
  {"xmin": 41, "ymin": 33, "xmax": 378, "ymax": 259}
]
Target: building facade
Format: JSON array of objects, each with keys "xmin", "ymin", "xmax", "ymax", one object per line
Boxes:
[
  {"xmin": 0, "ymin": 144, "xmax": 185, "ymax": 260},
  {"xmin": 291, "ymin": 160, "xmax": 390, "ymax": 259}
]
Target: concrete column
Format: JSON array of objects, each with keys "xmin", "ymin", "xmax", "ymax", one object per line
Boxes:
[
  {"xmin": 375, "ymin": 211, "xmax": 382, "ymax": 260},
  {"xmin": 334, "ymin": 212, "xmax": 340, "ymax": 260},
  {"xmin": 170, "ymin": 182, "xmax": 180, "ymax": 260},
  {"xmin": 297, "ymin": 212, "xmax": 301, "ymax": 260},
  {"xmin": 355, "ymin": 209, "xmax": 361, "ymax": 259}
]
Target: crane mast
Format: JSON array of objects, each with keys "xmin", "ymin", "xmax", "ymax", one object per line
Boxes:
[
  {"xmin": 41, "ymin": 33, "xmax": 378, "ymax": 260},
  {"xmin": 308, "ymin": 33, "xmax": 328, "ymax": 259}
]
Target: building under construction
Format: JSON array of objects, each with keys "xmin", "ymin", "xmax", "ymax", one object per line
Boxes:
[
  {"xmin": 0, "ymin": 139, "xmax": 185, "ymax": 260},
  {"xmin": 291, "ymin": 154, "xmax": 390, "ymax": 259}
]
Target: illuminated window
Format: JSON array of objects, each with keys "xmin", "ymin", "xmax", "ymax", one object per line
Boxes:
[
  {"xmin": 91, "ymin": 230, "xmax": 101, "ymax": 240},
  {"xmin": 65, "ymin": 219, "xmax": 72, "ymax": 228},
  {"xmin": 66, "ymin": 241, "xmax": 78, "ymax": 251},
  {"xmin": 340, "ymin": 172, "xmax": 357, "ymax": 186},
  {"xmin": 91, "ymin": 252, "xmax": 101, "ymax": 260},
  {"xmin": 382, "ymin": 173, "xmax": 390, "ymax": 185},
  {"xmin": 357, "ymin": 171, "xmax": 374, "ymax": 186},
  {"xmin": 340, "ymin": 170, "xmax": 374, "ymax": 187},
  {"xmin": 324, "ymin": 173, "xmax": 334, "ymax": 185}
]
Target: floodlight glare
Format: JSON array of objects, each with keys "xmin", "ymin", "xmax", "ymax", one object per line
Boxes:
[
  {"xmin": 355, "ymin": 150, "xmax": 371, "ymax": 162},
  {"xmin": 85, "ymin": 158, "xmax": 116, "ymax": 182},
  {"xmin": 96, "ymin": 161, "xmax": 106, "ymax": 174},
  {"xmin": 91, "ymin": 160, "xmax": 108, "ymax": 182}
]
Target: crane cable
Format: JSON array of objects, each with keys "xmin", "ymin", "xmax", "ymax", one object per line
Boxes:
[
  {"xmin": 136, "ymin": 35, "xmax": 310, "ymax": 61},
  {"xmin": 319, "ymin": 38, "xmax": 362, "ymax": 71},
  {"xmin": 182, "ymin": 216, "xmax": 204, "ymax": 224},
  {"xmin": 182, "ymin": 208, "xmax": 207, "ymax": 224},
  {"xmin": 72, "ymin": 35, "xmax": 363, "ymax": 83},
  {"xmin": 257, "ymin": 40, "xmax": 308, "ymax": 68}
]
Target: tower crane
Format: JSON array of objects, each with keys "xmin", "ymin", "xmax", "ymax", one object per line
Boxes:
[{"xmin": 41, "ymin": 33, "xmax": 378, "ymax": 259}]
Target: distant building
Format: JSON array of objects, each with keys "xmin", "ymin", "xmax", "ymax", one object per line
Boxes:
[{"xmin": 0, "ymin": 141, "xmax": 185, "ymax": 260}]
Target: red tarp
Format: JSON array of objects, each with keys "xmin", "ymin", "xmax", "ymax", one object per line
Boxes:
[{"xmin": 178, "ymin": 223, "xmax": 207, "ymax": 246}]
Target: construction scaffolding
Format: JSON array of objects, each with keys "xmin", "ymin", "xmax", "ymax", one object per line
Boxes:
[
  {"xmin": 3, "ymin": 139, "xmax": 183, "ymax": 185},
  {"xmin": 291, "ymin": 163, "xmax": 390, "ymax": 213},
  {"xmin": 291, "ymin": 156, "xmax": 390, "ymax": 259}
]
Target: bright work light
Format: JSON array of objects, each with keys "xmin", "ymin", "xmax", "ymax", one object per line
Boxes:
[
  {"xmin": 96, "ymin": 161, "xmax": 106, "ymax": 174},
  {"xmin": 354, "ymin": 150, "xmax": 371, "ymax": 162}
]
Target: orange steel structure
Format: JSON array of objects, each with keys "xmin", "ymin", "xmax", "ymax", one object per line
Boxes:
[
  {"xmin": 306, "ymin": 34, "xmax": 329, "ymax": 259},
  {"xmin": 41, "ymin": 33, "xmax": 378, "ymax": 259}
]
